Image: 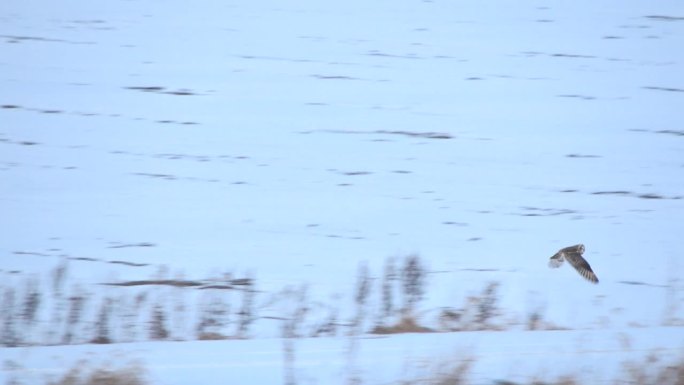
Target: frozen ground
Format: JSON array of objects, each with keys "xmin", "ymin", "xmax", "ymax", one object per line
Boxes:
[
  {"xmin": 3, "ymin": 327, "xmax": 683, "ymax": 385},
  {"xmin": 1, "ymin": 0, "xmax": 684, "ymax": 384}
]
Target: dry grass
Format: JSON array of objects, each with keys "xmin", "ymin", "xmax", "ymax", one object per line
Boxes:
[
  {"xmin": 525, "ymin": 375, "xmax": 582, "ymax": 385},
  {"xmin": 432, "ymin": 359, "xmax": 473, "ymax": 385},
  {"xmin": 47, "ymin": 361, "xmax": 147, "ymax": 385},
  {"xmin": 197, "ymin": 332, "xmax": 229, "ymax": 340},
  {"xmin": 402, "ymin": 353, "xmax": 684, "ymax": 385},
  {"xmin": 399, "ymin": 356, "xmax": 473, "ymax": 385},
  {"xmin": 371, "ymin": 316, "xmax": 433, "ymax": 335},
  {"xmin": 26, "ymin": 346, "xmax": 684, "ymax": 385},
  {"xmin": 495, "ymin": 354, "xmax": 684, "ymax": 385},
  {"xmin": 622, "ymin": 353, "xmax": 684, "ymax": 385}
]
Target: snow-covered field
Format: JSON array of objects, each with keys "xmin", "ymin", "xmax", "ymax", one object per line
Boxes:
[
  {"xmin": 2, "ymin": 1, "xmax": 684, "ymax": 384},
  {"xmin": 4, "ymin": 327, "xmax": 684, "ymax": 385}
]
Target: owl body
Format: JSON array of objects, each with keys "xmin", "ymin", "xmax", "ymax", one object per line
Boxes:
[{"xmin": 548, "ymin": 244, "xmax": 599, "ymax": 284}]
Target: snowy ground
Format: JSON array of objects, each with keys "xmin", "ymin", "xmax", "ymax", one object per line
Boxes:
[
  {"xmin": 4, "ymin": 327, "xmax": 684, "ymax": 385},
  {"xmin": 2, "ymin": 0, "xmax": 684, "ymax": 384}
]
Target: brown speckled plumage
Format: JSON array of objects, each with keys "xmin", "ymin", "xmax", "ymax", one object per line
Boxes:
[{"xmin": 548, "ymin": 244, "xmax": 599, "ymax": 284}]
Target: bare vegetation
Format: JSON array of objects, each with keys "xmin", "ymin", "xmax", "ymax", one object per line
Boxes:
[
  {"xmin": 46, "ymin": 360, "xmax": 148, "ymax": 385},
  {"xmin": 2, "ymin": 256, "xmax": 683, "ymax": 385},
  {"xmin": 372, "ymin": 255, "xmax": 433, "ymax": 334},
  {"xmin": 235, "ymin": 273, "xmax": 256, "ymax": 339},
  {"xmin": 1, "ymin": 253, "xmax": 682, "ymax": 349},
  {"xmin": 13, "ymin": 352, "xmax": 680, "ymax": 385},
  {"xmin": 91, "ymin": 297, "xmax": 113, "ymax": 344},
  {"xmin": 1, "ymin": 287, "xmax": 19, "ymax": 347},
  {"xmin": 149, "ymin": 304, "xmax": 170, "ymax": 341},
  {"xmin": 400, "ymin": 353, "xmax": 684, "ymax": 385},
  {"xmin": 621, "ymin": 353, "xmax": 684, "ymax": 385},
  {"xmin": 196, "ymin": 290, "xmax": 230, "ymax": 340},
  {"xmin": 371, "ymin": 315, "xmax": 433, "ymax": 334}
]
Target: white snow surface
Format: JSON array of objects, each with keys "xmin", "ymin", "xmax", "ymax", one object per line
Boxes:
[
  {"xmin": 4, "ymin": 327, "xmax": 684, "ymax": 385},
  {"xmin": 2, "ymin": 0, "xmax": 684, "ymax": 384}
]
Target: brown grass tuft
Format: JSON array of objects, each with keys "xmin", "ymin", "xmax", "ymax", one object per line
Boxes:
[
  {"xmin": 48, "ymin": 361, "xmax": 147, "ymax": 385},
  {"xmin": 371, "ymin": 316, "xmax": 433, "ymax": 334},
  {"xmin": 197, "ymin": 332, "xmax": 229, "ymax": 341}
]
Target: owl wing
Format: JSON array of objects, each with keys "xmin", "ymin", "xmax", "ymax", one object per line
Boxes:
[
  {"xmin": 548, "ymin": 251, "xmax": 565, "ymax": 268},
  {"xmin": 564, "ymin": 247, "xmax": 599, "ymax": 284}
]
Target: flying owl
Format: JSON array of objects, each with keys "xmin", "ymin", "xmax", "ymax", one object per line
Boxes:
[{"xmin": 548, "ymin": 244, "xmax": 599, "ymax": 284}]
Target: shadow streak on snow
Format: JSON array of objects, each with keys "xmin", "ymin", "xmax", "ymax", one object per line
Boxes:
[
  {"xmin": 618, "ymin": 280, "xmax": 668, "ymax": 288},
  {"xmin": 124, "ymin": 86, "xmax": 203, "ymax": 96},
  {"xmin": 0, "ymin": 34, "xmax": 94, "ymax": 45},
  {"xmin": 101, "ymin": 277, "xmax": 254, "ymax": 290},
  {"xmin": 643, "ymin": 86, "xmax": 684, "ymax": 93},
  {"xmin": 0, "ymin": 103, "xmax": 200, "ymax": 125},
  {"xmin": 560, "ymin": 189, "xmax": 682, "ymax": 201},
  {"xmin": 514, "ymin": 207, "xmax": 578, "ymax": 217},
  {"xmin": 310, "ymin": 129, "xmax": 453, "ymax": 140},
  {"xmin": 591, "ymin": 191, "xmax": 681, "ymax": 200}
]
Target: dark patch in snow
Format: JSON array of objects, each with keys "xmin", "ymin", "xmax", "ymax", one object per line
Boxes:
[
  {"xmin": 108, "ymin": 260, "xmax": 149, "ymax": 267},
  {"xmin": 654, "ymin": 130, "xmax": 684, "ymax": 137},
  {"xmin": 557, "ymin": 94, "xmax": 596, "ymax": 100},
  {"xmin": 13, "ymin": 251, "xmax": 51, "ymax": 257},
  {"xmin": 618, "ymin": 24, "xmax": 651, "ymax": 30},
  {"xmin": 618, "ymin": 280, "xmax": 667, "ymax": 288},
  {"xmin": 644, "ymin": 15, "xmax": 684, "ymax": 22},
  {"xmin": 592, "ymin": 191, "xmax": 633, "ymax": 196},
  {"xmin": 104, "ymin": 277, "xmax": 254, "ymax": 290},
  {"xmin": 154, "ymin": 153, "xmax": 211, "ymax": 162},
  {"xmin": 325, "ymin": 234, "xmax": 365, "ymax": 240},
  {"xmin": 0, "ymin": 102, "xmax": 200, "ymax": 126},
  {"xmin": 70, "ymin": 257, "xmax": 99, "ymax": 262},
  {"xmin": 342, "ymin": 171, "xmax": 372, "ymax": 176},
  {"xmin": 311, "ymin": 74, "xmax": 359, "ymax": 80},
  {"xmin": 566, "ymin": 153, "xmax": 601, "ymax": 158},
  {"xmin": 643, "ymin": 86, "xmax": 684, "ymax": 93},
  {"xmin": 515, "ymin": 207, "xmax": 577, "ymax": 216},
  {"xmin": 199, "ymin": 284, "xmax": 235, "ymax": 290},
  {"xmin": 520, "ymin": 51, "xmax": 629, "ymax": 63},
  {"xmin": 376, "ymin": 130, "xmax": 452, "ymax": 139},
  {"xmin": 366, "ymin": 50, "xmax": 422, "ymax": 59},
  {"xmin": 459, "ymin": 268, "xmax": 499, "ymax": 272},
  {"xmin": 638, "ymin": 193, "xmax": 668, "ymax": 200},
  {"xmin": 551, "ymin": 53, "xmax": 597, "ymax": 59},
  {"xmin": 112, "ymin": 151, "xmax": 246, "ymax": 165},
  {"xmin": 0, "ymin": 34, "xmax": 93, "ymax": 45},
  {"xmin": 125, "ymin": 86, "xmax": 200, "ymax": 96},
  {"xmin": 629, "ymin": 128, "xmax": 684, "ymax": 137},
  {"xmin": 103, "ymin": 279, "xmax": 204, "ymax": 287},
  {"xmin": 132, "ymin": 172, "xmax": 177, "ymax": 180},
  {"xmin": 592, "ymin": 191, "xmax": 681, "ymax": 200},
  {"xmin": 230, "ymin": 278, "xmax": 254, "ymax": 286},
  {"xmin": 313, "ymin": 129, "xmax": 452, "ymax": 139},
  {"xmin": 107, "ymin": 242, "xmax": 156, "ymax": 249},
  {"xmin": 125, "ymin": 86, "xmax": 165, "ymax": 92}
]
